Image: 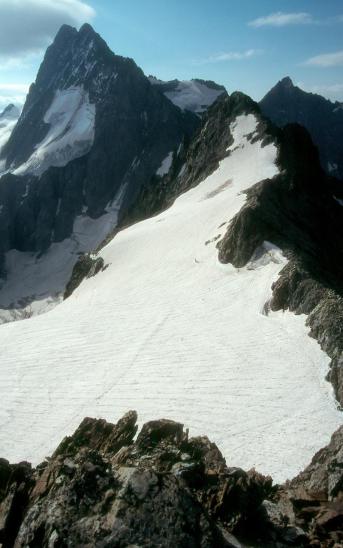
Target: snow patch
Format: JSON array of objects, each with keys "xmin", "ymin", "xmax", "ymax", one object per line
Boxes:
[
  {"xmin": 156, "ymin": 151, "xmax": 173, "ymax": 177},
  {"xmin": 14, "ymin": 87, "xmax": 95, "ymax": 176},
  {"xmin": 334, "ymin": 196, "xmax": 343, "ymax": 206}
]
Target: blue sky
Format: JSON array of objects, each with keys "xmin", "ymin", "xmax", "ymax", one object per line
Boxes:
[{"xmin": 0, "ymin": 0, "xmax": 343, "ymax": 109}]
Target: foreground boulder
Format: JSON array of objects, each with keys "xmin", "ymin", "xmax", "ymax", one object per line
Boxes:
[{"xmin": 0, "ymin": 412, "xmax": 342, "ymax": 547}]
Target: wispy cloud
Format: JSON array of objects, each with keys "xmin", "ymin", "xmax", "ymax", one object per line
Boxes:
[
  {"xmin": 249, "ymin": 12, "xmax": 313, "ymax": 28},
  {"xmin": 297, "ymin": 82, "xmax": 343, "ymax": 102},
  {"xmin": 195, "ymin": 49, "xmax": 262, "ymax": 65},
  {"xmin": 0, "ymin": 83, "xmax": 30, "ymax": 108},
  {"xmin": 304, "ymin": 51, "xmax": 343, "ymax": 67},
  {"xmin": 0, "ymin": 84, "xmax": 30, "ymax": 93}
]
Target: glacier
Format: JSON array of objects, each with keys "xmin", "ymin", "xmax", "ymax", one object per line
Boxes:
[
  {"xmin": 14, "ymin": 87, "xmax": 95, "ymax": 176},
  {"xmin": 0, "ymin": 114, "xmax": 341, "ymax": 482}
]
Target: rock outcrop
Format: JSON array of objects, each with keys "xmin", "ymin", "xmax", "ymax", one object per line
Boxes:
[
  {"xmin": 1, "ymin": 412, "xmax": 342, "ymax": 547},
  {"xmin": 64, "ymin": 253, "xmax": 105, "ymax": 299}
]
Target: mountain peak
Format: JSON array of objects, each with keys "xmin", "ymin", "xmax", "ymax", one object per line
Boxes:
[
  {"xmin": 279, "ymin": 76, "xmax": 294, "ymax": 88},
  {"xmin": 54, "ymin": 23, "xmax": 78, "ymax": 42},
  {"xmin": 0, "ymin": 104, "xmax": 20, "ymax": 120},
  {"xmin": 79, "ymin": 22, "xmax": 96, "ymax": 36}
]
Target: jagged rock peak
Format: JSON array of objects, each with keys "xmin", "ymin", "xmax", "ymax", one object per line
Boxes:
[
  {"xmin": 79, "ymin": 22, "xmax": 98, "ymax": 35},
  {"xmin": 33, "ymin": 22, "xmax": 115, "ymax": 92},
  {"xmin": 51, "ymin": 22, "xmax": 103, "ymax": 49},
  {"xmin": 260, "ymin": 74, "xmax": 343, "ymax": 179},
  {"xmin": 1, "ymin": 22, "xmax": 146, "ymax": 168},
  {"xmin": 278, "ymin": 76, "xmax": 294, "ymax": 88}
]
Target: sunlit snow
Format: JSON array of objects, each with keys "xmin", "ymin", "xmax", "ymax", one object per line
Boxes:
[
  {"xmin": 0, "ymin": 114, "xmax": 341, "ymax": 482},
  {"xmin": 14, "ymin": 87, "xmax": 95, "ymax": 176}
]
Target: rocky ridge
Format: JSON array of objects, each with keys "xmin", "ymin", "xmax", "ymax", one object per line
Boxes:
[
  {"xmin": 121, "ymin": 90, "xmax": 343, "ymax": 406},
  {"xmin": 217, "ymin": 122, "xmax": 343, "ymax": 405},
  {"xmin": 0, "ymin": 412, "xmax": 342, "ymax": 547}
]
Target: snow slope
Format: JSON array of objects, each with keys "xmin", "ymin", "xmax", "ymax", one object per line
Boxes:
[
  {"xmin": 0, "ymin": 114, "xmax": 341, "ymax": 482},
  {"xmin": 14, "ymin": 87, "xmax": 95, "ymax": 176}
]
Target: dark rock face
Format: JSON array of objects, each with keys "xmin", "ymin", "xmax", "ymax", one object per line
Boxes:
[
  {"xmin": 1, "ymin": 413, "xmax": 342, "ymax": 547},
  {"xmin": 0, "ymin": 23, "xmax": 198, "ymax": 286},
  {"xmin": 260, "ymin": 77, "xmax": 343, "ymax": 180}
]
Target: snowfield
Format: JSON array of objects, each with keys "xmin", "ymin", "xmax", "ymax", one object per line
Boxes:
[
  {"xmin": 14, "ymin": 87, "xmax": 95, "ymax": 176},
  {"xmin": 0, "ymin": 114, "xmax": 341, "ymax": 482}
]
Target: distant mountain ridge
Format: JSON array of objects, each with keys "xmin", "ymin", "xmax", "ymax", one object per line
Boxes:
[
  {"xmin": 260, "ymin": 77, "xmax": 343, "ymax": 179},
  {"xmin": 0, "ymin": 104, "xmax": 20, "ymax": 121},
  {"xmin": 149, "ymin": 76, "xmax": 227, "ymax": 115}
]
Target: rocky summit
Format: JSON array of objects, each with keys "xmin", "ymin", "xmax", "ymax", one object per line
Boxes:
[
  {"xmin": 260, "ymin": 77, "xmax": 343, "ymax": 180},
  {"xmin": 0, "ymin": 23, "xmax": 198, "ymax": 314},
  {"xmin": 0, "ymin": 412, "xmax": 342, "ymax": 547}
]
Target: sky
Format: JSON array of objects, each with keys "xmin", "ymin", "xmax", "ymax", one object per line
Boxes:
[{"xmin": 0, "ymin": 0, "xmax": 343, "ymax": 109}]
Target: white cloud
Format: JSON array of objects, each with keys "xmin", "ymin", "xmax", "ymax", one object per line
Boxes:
[
  {"xmin": 297, "ymin": 81, "xmax": 343, "ymax": 102},
  {"xmin": 0, "ymin": 0, "xmax": 95, "ymax": 59},
  {"xmin": 196, "ymin": 49, "xmax": 262, "ymax": 65},
  {"xmin": 0, "ymin": 83, "xmax": 30, "ymax": 93},
  {"xmin": 303, "ymin": 51, "xmax": 343, "ymax": 67},
  {"xmin": 249, "ymin": 12, "xmax": 313, "ymax": 28},
  {"xmin": 0, "ymin": 83, "xmax": 30, "ymax": 108}
]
